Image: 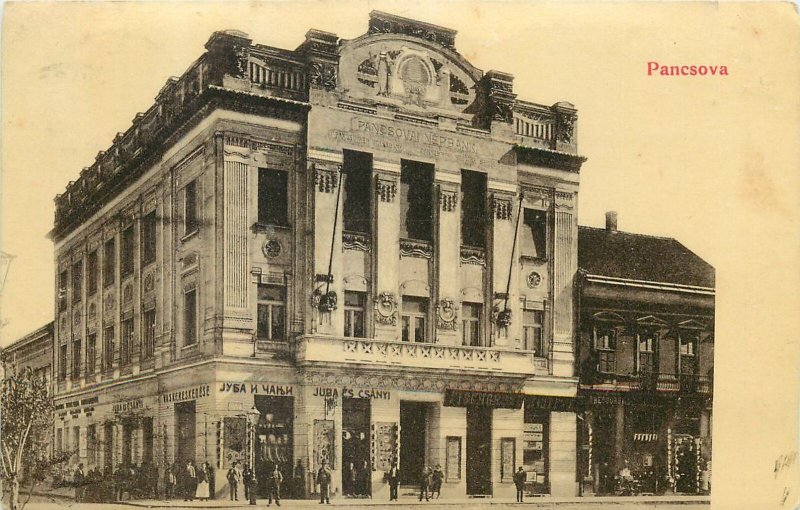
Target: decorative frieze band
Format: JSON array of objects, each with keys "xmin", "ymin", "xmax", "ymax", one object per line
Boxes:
[
  {"xmin": 554, "ymin": 190, "xmax": 574, "ymax": 209},
  {"xmin": 439, "ymin": 190, "xmax": 458, "ymax": 212},
  {"xmin": 522, "ymin": 186, "xmax": 553, "ymax": 208},
  {"xmin": 313, "ymin": 165, "xmax": 340, "ymax": 193},
  {"xmin": 376, "ymin": 176, "xmax": 398, "ymax": 203},
  {"xmin": 492, "ymin": 195, "xmax": 514, "ymax": 220}
]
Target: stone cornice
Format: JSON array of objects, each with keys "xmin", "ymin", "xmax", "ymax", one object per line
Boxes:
[{"xmin": 514, "ymin": 144, "xmax": 587, "ymax": 173}]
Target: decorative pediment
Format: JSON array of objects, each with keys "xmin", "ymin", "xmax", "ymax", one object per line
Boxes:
[
  {"xmin": 592, "ymin": 311, "xmax": 626, "ymax": 323},
  {"xmin": 677, "ymin": 318, "xmax": 707, "ymax": 330},
  {"xmin": 635, "ymin": 314, "xmax": 669, "ymax": 327}
]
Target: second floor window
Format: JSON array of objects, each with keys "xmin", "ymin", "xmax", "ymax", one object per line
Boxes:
[
  {"xmin": 103, "ymin": 326, "xmax": 114, "ymax": 371},
  {"xmin": 87, "ymin": 250, "xmax": 98, "ymax": 297},
  {"xmin": 103, "ymin": 238, "xmax": 116, "ymax": 287},
  {"xmin": 637, "ymin": 331, "xmax": 657, "ymax": 374},
  {"xmin": 72, "ymin": 260, "xmax": 83, "ymax": 304},
  {"xmin": 461, "ymin": 302, "xmax": 483, "ymax": 347},
  {"xmin": 523, "ymin": 310, "xmax": 545, "ymax": 355},
  {"xmin": 58, "ymin": 269, "xmax": 68, "ymax": 312},
  {"xmin": 142, "ymin": 308, "xmax": 156, "ymax": 359},
  {"xmin": 679, "ymin": 334, "xmax": 697, "ymax": 375},
  {"xmin": 185, "ymin": 179, "xmax": 199, "ymax": 236},
  {"xmin": 58, "ymin": 343, "xmax": 67, "ymax": 381},
  {"xmin": 461, "ymin": 170, "xmax": 487, "ymax": 248},
  {"xmin": 344, "ymin": 291, "xmax": 366, "ymax": 338},
  {"xmin": 71, "ymin": 338, "xmax": 81, "ymax": 379},
  {"xmin": 401, "ymin": 297, "xmax": 427, "ymax": 343},
  {"xmin": 400, "ymin": 160, "xmax": 433, "ymax": 242},
  {"xmin": 521, "ymin": 208, "xmax": 547, "ymax": 259},
  {"xmin": 592, "ymin": 325, "xmax": 617, "ymax": 374},
  {"xmin": 257, "ymin": 284, "xmax": 286, "ymax": 341},
  {"xmin": 86, "ymin": 333, "xmax": 96, "ymax": 375},
  {"xmin": 141, "ymin": 211, "xmax": 157, "ymax": 266},
  {"xmin": 343, "ymin": 150, "xmax": 372, "ymax": 234},
  {"xmin": 120, "ymin": 318, "xmax": 134, "ymax": 365},
  {"xmin": 120, "ymin": 226, "xmax": 135, "ymax": 277},
  {"xmin": 258, "ymin": 168, "xmax": 289, "ymax": 226},
  {"xmin": 184, "ymin": 289, "xmax": 198, "ymax": 346}
]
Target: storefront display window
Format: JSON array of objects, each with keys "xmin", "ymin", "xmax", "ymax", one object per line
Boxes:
[{"xmin": 523, "ymin": 408, "xmax": 549, "ymax": 494}]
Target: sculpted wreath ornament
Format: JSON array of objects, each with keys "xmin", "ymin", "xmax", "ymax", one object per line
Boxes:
[{"xmin": 374, "ymin": 292, "xmax": 398, "ymax": 325}]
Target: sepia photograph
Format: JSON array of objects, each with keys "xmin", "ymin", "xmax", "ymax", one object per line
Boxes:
[{"xmin": 0, "ymin": 2, "xmax": 797, "ymax": 510}]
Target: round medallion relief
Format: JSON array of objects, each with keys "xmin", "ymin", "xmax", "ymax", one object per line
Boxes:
[
  {"xmin": 527, "ymin": 271, "xmax": 542, "ymax": 288},
  {"xmin": 262, "ymin": 239, "xmax": 282, "ymax": 259}
]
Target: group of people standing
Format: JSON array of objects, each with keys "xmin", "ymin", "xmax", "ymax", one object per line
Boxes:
[
  {"xmin": 168, "ymin": 460, "xmax": 215, "ymax": 501},
  {"xmin": 70, "ymin": 461, "xmax": 159, "ymax": 503}
]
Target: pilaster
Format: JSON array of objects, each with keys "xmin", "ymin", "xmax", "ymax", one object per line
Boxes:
[
  {"xmin": 435, "ymin": 169, "xmax": 460, "ymax": 345},
  {"xmin": 489, "ymin": 184, "xmax": 517, "ymax": 347},
  {"xmin": 551, "ymin": 190, "xmax": 577, "ymax": 377}
]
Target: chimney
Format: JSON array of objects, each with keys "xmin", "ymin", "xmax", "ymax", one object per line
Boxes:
[{"xmin": 605, "ymin": 211, "xmax": 618, "ymax": 232}]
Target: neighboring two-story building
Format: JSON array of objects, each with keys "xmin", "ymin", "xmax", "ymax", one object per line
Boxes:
[
  {"xmin": 576, "ymin": 212, "xmax": 714, "ymax": 495},
  {"xmin": 49, "ymin": 12, "xmax": 586, "ymax": 499}
]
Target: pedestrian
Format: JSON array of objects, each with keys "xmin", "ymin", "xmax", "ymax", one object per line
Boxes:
[
  {"xmin": 246, "ymin": 465, "xmax": 258, "ymax": 506},
  {"xmin": 385, "ymin": 460, "xmax": 400, "ymax": 501},
  {"xmin": 184, "ymin": 460, "xmax": 197, "ymax": 501},
  {"xmin": 317, "ymin": 459, "xmax": 332, "ymax": 504},
  {"xmin": 165, "ymin": 463, "xmax": 177, "ymax": 499},
  {"xmin": 513, "ymin": 466, "xmax": 527, "ymax": 503},
  {"xmin": 418, "ymin": 465, "xmax": 431, "ymax": 502},
  {"xmin": 227, "ymin": 461, "xmax": 242, "ymax": 501},
  {"xmin": 73, "ymin": 463, "xmax": 86, "ymax": 502},
  {"xmin": 267, "ymin": 463, "xmax": 283, "ymax": 506},
  {"xmin": 114, "ymin": 463, "xmax": 127, "ymax": 501},
  {"xmin": 243, "ymin": 463, "xmax": 253, "ymax": 501},
  {"xmin": 196, "ymin": 461, "xmax": 210, "ymax": 500},
  {"xmin": 431, "ymin": 464, "xmax": 443, "ymax": 499}
]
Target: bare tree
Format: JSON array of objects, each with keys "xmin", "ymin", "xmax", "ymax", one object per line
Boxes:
[{"xmin": 1, "ymin": 364, "xmax": 54, "ymax": 510}]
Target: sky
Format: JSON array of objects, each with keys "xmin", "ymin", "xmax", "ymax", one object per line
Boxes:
[{"xmin": 1, "ymin": 2, "xmax": 798, "ymax": 507}]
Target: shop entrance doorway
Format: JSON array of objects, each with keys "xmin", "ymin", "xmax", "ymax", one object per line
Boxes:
[
  {"xmin": 399, "ymin": 401, "xmax": 429, "ymax": 485},
  {"xmin": 342, "ymin": 397, "xmax": 371, "ymax": 496},
  {"xmin": 104, "ymin": 422, "xmax": 114, "ymax": 469},
  {"xmin": 466, "ymin": 407, "xmax": 492, "ymax": 496},
  {"xmin": 175, "ymin": 401, "xmax": 196, "ymax": 463},
  {"xmin": 254, "ymin": 395, "xmax": 294, "ymax": 497}
]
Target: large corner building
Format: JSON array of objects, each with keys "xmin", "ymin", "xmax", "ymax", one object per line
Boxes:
[{"xmin": 48, "ymin": 11, "xmax": 710, "ymax": 500}]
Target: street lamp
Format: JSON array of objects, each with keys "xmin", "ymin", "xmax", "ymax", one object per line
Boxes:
[{"xmin": 246, "ymin": 405, "xmax": 261, "ymax": 469}]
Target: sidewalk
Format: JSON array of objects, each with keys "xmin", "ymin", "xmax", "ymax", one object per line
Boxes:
[{"xmin": 112, "ymin": 495, "xmax": 710, "ymax": 508}]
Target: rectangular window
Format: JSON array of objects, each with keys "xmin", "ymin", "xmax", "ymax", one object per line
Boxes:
[
  {"xmin": 460, "ymin": 170, "xmax": 487, "ymax": 248},
  {"xmin": 679, "ymin": 334, "xmax": 697, "ymax": 375},
  {"xmin": 257, "ymin": 284, "xmax": 286, "ymax": 341},
  {"xmin": 400, "ymin": 160, "xmax": 433, "ymax": 241},
  {"xmin": 71, "ymin": 338, "xmax": 81, "ymax": 379},
  {"xmin": 58, "ymin": 344, "xmax": 67, "ymax": 380},
  {"xmin": 258, "ymin": 168, "xmax": 289, "ymax": 226},
  {"xmin": 71, "ymin": 260, "xmax": 83, "ymax": 304},
  {"xmin": 120, "ymin": 318, "xmax": 134, "ymax": 365},
  {"xmin": 344, "ymin": 291, "xmax": 366, "ymax": 338},
  {"xmin": 58, "ymin": 269, "xmax": 68, "ymax": 312},
  {"xmin": 184, "ymin": 289, "xmax": 198, "ymax": 346},
  {"xmin": 343, "ymin": 150, "xmax": 372, "ymax": 234},
  {"xmin": 87, "ymin": 251, "xmax": 98, "ymax": 297},
  {"xmin": 103, "ymin": 238, "xmax": 116, "ymax": 287},
  {"xmin": 141, "ymin": 211, "xmax": 157, "ymax": 266},
  {"xmin": 637, "ymin": 331, "xmax": 657, "ymax": 374},
  {"xmin": 86, "ymin": 333, "xmax": 96, "ymax": 375},
  {"xmin": 73, "ymin": 426, "xmax": 80, "ymax": 458},
  {"xmin": 185, "ymin": 179, "xmax": 199, "ymax": 235},
  {"xmin": 120, "ymin": 225, "xmax": 135, "ymax": 277},
  {"xmin": 521, "ymin": 208, "xmax": 547, "ymax": 259},
  {"xmin": 523, "ymin": 310, "xmax": 545, "ymax": 355},
  {"xmin": 56, "ymin": 428, "xmax": 63, "ymax": 454},
  {"xmin": 103, "ymin": 326, "xmax": 114, "ymax": 371},
  {"xmin": 401, "ymin": 297, "xmax": 428, "ymax": 343},
  {"xmin": 142, "ymin": 308, "xmax": 156, "ymax": 359},
  {"xmin": 461, "ymin": 302, "xmax": 483, "ymax": 347},
  {"xmin": 501, "ymin": 438, "xmax": 516, "ymax": 483},
  {"xmin": 592, "ymin": 326, "xmax": 616, "ymax": 374}
]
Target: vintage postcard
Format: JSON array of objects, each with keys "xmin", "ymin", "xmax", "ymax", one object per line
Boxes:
[{"xmin": 1, "ymin": 2, "xmax": 797, "ymax": 510}]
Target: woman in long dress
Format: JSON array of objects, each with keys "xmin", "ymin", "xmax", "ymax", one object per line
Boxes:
[{"xmin": 195, "ymin": 463, "xmax": 210, "ymax": 500}]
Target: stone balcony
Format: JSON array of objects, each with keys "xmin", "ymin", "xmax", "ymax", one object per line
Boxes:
[{"xmin": 295, "ymin": 334, "xmax": 544, "ymax": 376}]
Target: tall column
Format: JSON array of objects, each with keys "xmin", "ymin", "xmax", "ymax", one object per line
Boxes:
[
  {"xmin": 551, "ymin": 190, "xmax": 577, "ymax": 376},
  {"xmin": 435, "ymin": 169, "xmax": 460, "ymax": 345},
  {"xmin": 489, "ymin": 186, "xmax": 517, "ymax": 347},
  {"xmin": 614, "ymin": 402, "xmax": 625, "ymax": 472},
  {"xmin": 309, "ymin": 151, "xmax": 344, "ymax": 336},
  {"xmin": 373, "ymin": 159, "xmax": 401, "ymax": 341}
]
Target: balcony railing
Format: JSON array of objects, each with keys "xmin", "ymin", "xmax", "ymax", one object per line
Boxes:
[
  {"xmin": 295, "ymin": 335, "xmax": 541, "ymax": 376},
  {"xmin": 581, "ymin": 369, "xmax": 712, "ymax": 396}
]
